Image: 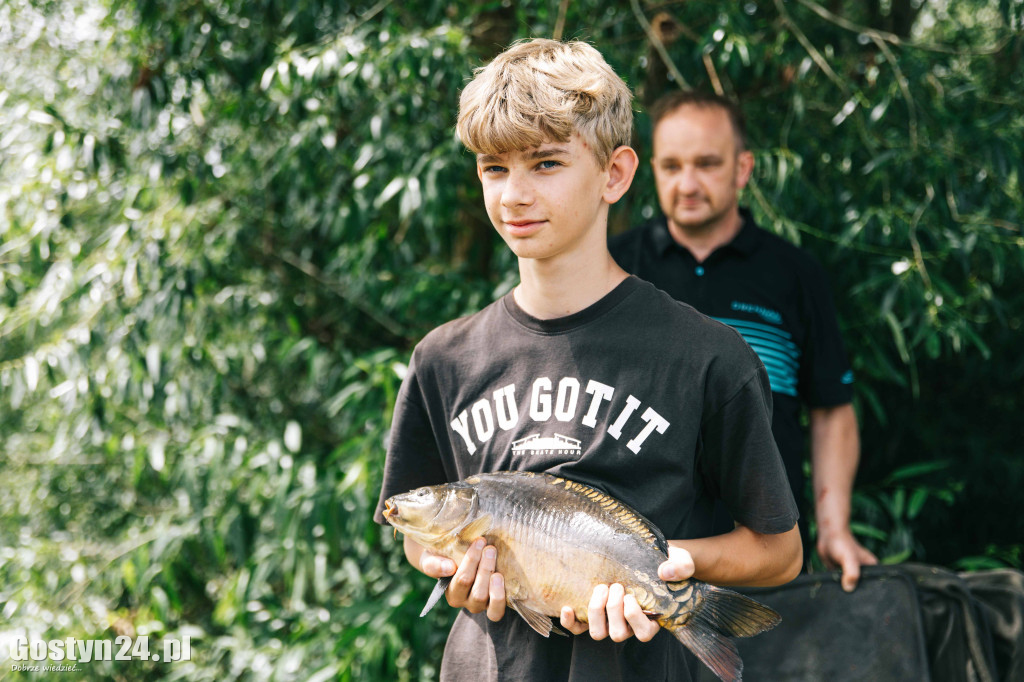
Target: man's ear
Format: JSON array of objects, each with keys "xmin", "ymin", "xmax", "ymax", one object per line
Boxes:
[
  {"xmin": 603, "ymin": 146, "xmax": 639, "ymax": 204},
  {"xmin": 735, "ymin": 150, "xmax": 755, "ymax": 190}
]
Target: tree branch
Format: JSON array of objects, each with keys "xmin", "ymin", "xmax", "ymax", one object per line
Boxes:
[
  {"xmin": 795, "ymin": 0, "xmax": 1014, "ymax": 55},
  {"xmin": 630, "ymin": 0, "xmax": 690, "ymax": 90},
  {"xmin": 870, "ymin": 34, "xmax": 918, "ymax": 149},
  {"xmin": 774, "ymin": 0, "xmax": 851, "ymax": 95},
  {"xmin": 276, "ymin": 251, "xmax": 408, "ymax": 340},
  {"xmin": 553, "ymin": 0, "xmax": 570, "ymax": 41}
]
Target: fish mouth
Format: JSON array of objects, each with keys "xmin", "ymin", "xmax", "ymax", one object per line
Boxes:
[{"xmin": 383, "ymin": 500, "xmax": 398, "ymax": 538}]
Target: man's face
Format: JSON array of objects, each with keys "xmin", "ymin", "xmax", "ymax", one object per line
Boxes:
[
  {"xmin": 651, "ymin": 105, "xmax": 753, "ymax": 235},
  {"xmin": 476, "ymin": 134, "xmax": 610, "ymax": 263}
]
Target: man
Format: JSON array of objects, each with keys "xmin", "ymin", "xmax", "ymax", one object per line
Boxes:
[
  {"xmin": 374, "ymin": 41, "xmax": 801, "ymax": 681},
  {"xmin": 610, "ymin": 91, "xmax": 877, "ymax": 592}
]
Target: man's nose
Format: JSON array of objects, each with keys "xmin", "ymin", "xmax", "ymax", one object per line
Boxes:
[{"xmin": 675, "ymin": 166, "xmax": 700, "ymax": 193}]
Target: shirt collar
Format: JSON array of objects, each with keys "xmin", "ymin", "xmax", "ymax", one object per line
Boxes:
[
  {"xmin": 653, "ymin": 207, "xmax": 761, "ymax": 258},
  {"xmin": 651, "ymin": 216, "xmax": 677, "ymax": 257},
  {"xmin": 730, "ymin": 207, "xmax": 761, "ymax": 256}
]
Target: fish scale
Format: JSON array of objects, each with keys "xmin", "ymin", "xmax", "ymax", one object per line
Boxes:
[{"xmin": 384, "ymin": 470, "xmax": 781, "ymax": 682}]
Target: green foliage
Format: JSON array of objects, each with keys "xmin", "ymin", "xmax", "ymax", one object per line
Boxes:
[
  {"xmin": 848, "ymin": 461, "xmax": 961, "ymax": 565},
  {"xmin": 1, "ymin": 0, "xmax": 1022, "ymax": 679}
]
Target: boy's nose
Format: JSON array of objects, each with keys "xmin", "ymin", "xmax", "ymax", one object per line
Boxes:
[{"xmin": 500, "ymin": 171, "xmax": 533, "ymax": 207}]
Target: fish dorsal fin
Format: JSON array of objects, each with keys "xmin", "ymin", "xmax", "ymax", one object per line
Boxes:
[
  {"xmin": 508, "ymin": 599, "xmax": 566, "ymax": 638},
  {"xmin": 547, "ymin": 476, "xmax": 668, "ymax": 554},
  {"xmin": 419, "ymin": 576, "xmax": 453, "ymax": 617},
  {"xmin": 456, "ymin": 514, "xmax": 492, "ymax": 544}
]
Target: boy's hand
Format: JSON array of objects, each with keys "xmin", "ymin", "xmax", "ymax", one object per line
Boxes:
[
  {"xmin": 658, "ymin": 545, "xmax": 696, "ymax": 582},
  {"xmin": 417, "ymin": 548, "xmax": 457, "ymax": 581},
  {"xmin": 558, "ymin": 584, "xmax": 660, "ymax": 642},
  {"xmin": 422, "ymin": 538, "xmax": 506, "ymax": 622},
  {"xmin": 558, "ymin": 545, "xmax": 696, "ymax": 641}
]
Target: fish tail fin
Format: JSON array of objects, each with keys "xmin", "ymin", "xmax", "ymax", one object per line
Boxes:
[{"xmin": 659, "ymin": 582, "xmax": 781, "ymax": 682}]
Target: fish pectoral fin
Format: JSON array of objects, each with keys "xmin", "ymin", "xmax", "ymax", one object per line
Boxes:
[
  {"xmin": 548, "ymin": 621, "xmax": 570, "ymax": 637},
  {"xmin": 508, "ymin": 599, "xmax": 557, "ymax": 638},
  {"xmin": 456, "ymin": 514, "xmax": 493, "ymax": 543},
  {"xmin": 419, "ymin": 576, "xmax": 453, "ymax": 618}
]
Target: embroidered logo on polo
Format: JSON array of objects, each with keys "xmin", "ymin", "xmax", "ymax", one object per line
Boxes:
[
  {"xmin": 729, "ymin": 300, "xmax": 782, "ymax": 325},
  {"xmin": 449, "ymin": 377, "xmax": 670, "ymax": 457},
  {"xmin": 714, "ymin": 315, "xmax": 801, "ymax": 398}
]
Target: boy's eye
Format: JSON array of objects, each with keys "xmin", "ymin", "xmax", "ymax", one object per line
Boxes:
[
  {"xmin": 537, "ymin": 160, "xmax": 562, "ymax": 170},
  {"xmin": 482, "ymin": 165, "xmax": 507, "ymax": 174}
]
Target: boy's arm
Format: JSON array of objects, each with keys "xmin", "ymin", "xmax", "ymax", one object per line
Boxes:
[
  {"xmin": 660, "ymin": 523, "xmax": 803, "ymax": 586},
  {"xmin": 560, "ymin": 523, "xmax": 802, "ymax": 641},
  {"xmin": 403, "ymin": 535, "xmax": 507, "ymax": 622}
]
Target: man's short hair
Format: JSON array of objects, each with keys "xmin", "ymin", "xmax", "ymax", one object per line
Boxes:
[
  {"xmin": 649, "ymin": 91, "xmax": 748, "ymax": 152},
  {"xmin": 457, "ymin": 39, "xmax": 633, "ymax": 168}
]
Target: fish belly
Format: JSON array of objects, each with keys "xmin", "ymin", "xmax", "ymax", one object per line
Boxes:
[{"xmin": 481, "ymin": 503, "xmax": 666, "ymax": 622}]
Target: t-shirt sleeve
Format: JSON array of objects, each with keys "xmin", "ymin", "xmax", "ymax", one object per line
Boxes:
[
  {"xmin": 372, "ymin": 348, "xmax": 448, "ymax": 525},
  {"xmin": 701, "ymin": 362, "xmax": 800, "ymax": 535},
  {"xmin": 798, "ymin": 260, "xmax": 855, "ymax": 407}
]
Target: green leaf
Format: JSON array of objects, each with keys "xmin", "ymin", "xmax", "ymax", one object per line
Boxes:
[
  {"xmin": 907, "ymin": 488, "xmax": 929, "ymax": 519},
  {"xmin": 883, "ymin": 460, "xmax": 951, "ymax": 484}
]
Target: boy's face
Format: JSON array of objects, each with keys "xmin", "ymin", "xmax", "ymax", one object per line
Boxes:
[
  {"xmin": 476, "ymin": 134, "xmax": 610, "ymax": 263},
  {"xmin": 651, "ymin": 105, "xmax": 753, "ymax": 236}
]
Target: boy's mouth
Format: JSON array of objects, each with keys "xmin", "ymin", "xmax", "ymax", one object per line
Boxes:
[{"xmin": 504, "ymin": 219, "xmax": 547, "ymax": 234}]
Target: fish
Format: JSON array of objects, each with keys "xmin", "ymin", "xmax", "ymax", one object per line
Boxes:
[{"xmin": 383, "ymin": 470, "xmax": 781, "ymax": 682}]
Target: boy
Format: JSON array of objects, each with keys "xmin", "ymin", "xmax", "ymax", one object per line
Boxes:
[{"xmin": 374, "ymin": 39, "xmax": 801, "ymax": 681}]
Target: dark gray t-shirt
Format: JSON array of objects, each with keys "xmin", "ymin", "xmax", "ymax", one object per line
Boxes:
[{"xmin": 374, "ymin": 276, "xmax": 798, "ymax": 682}]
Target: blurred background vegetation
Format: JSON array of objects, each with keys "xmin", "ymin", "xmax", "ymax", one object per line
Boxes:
[{"xmin": 0, "ymin": 0, "xmax": 1021, "ymax": 679}]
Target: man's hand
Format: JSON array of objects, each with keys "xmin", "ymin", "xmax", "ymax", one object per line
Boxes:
[
  {"xmin": 817, "ymin": 528, "xmax": 878, "ymax": 592},
  {"xmin": 420, "ymin": 537, "xmax": 507, "ymax": 621},
  {"xmin": 558, "ymin": 584, "xmax": 661, "ymax": 642}
]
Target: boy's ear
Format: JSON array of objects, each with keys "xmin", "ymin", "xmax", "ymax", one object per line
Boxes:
[{"xmin": 603, "ymin": 146, "xmax": 639, "ymax": 204}]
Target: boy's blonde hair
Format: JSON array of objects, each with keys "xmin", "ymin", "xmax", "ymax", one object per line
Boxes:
[{"xmin": 456, "ymin": 39, "xmax": 633, "ymax": 168}]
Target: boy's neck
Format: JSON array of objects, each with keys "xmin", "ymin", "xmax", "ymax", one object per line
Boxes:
[{"xmin": 513, "ymin": 246, "xmax": 628, "ymax": 320}]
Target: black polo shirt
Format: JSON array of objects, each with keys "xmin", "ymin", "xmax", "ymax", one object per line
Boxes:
[{"xmin": 610, "ymin": 209, "xmax": 854, "ymax": 528}]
